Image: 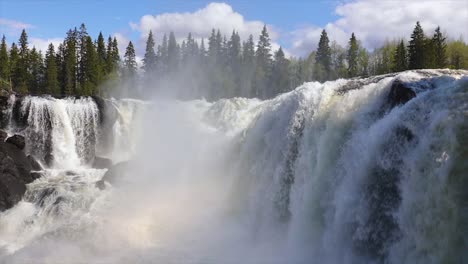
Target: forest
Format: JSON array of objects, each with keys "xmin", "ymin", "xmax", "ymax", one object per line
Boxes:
[{"xmin": 0, "ymin": 21, "xmax": 467, "ymax": 100}]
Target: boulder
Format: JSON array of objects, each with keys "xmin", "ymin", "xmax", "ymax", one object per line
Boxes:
[
  {"xmin": 95, "ymin": 161, "xmax": 129, "ymax": 190},
  {"xmin": 387, "ymin": 80, "xmax": 416, "ymax": 108},
  {"xmin": 92, "ymin": 156, "xmax": 113, "ymax": 169},
  {"xmin": 0, "ymin": 142, "xmax": 34, "ymax": 211},
  {"xmin": 0, "ymin": 129, "xmax": 7, "ymax": 142},
  {"xmin": 28, "ymin": 155, "xmax": 43, "ymax": 171},
  {"xmin": 6, "ymin": 134, "xmax": 26, "ymax": 150}
]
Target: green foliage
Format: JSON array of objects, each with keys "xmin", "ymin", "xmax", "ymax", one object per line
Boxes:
[
  {"xmin": 347, "ymin": 33, "xmax": 359, "ymax": 77},
  {"xmin": 0, "ymin": 35, "xmax": 9, "ymax": 82},
  {"xmin": 45, "ymin": 43, "xmax": 59, "ymax": 95},
  {"xmin": 143, "ymin": 30, "xmax": 157, "ymax": 77},
  {"xmin": 432, "ymin": 27, "xmax": 447, "ymax": 68},
  {"xmin": 393, "ymin": 40, "xmax": 408, "ymax": 72},
  {"xmin": 447, "ymin": 40, "xmax": 468, "ymax": 69},
  {"xmin": 0, "ymin": 22, "xmax": 465, "ymax": 100},
  {"xmin": 408, "ymin": 21, "xmax": 426, "ymax": 69}
]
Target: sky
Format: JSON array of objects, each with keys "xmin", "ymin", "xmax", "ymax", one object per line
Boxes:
[{"xmin": 1, "ymin": 0, "xmax": 467, "ymax": 59}]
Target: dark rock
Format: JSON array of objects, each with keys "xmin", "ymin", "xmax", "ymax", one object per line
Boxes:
[
  {"xmin": 11, "ymin": 96, "xmax": 29, "ymax": 129},
  {"xmin": 6, "ymin": 134, "xmax": 26, "ymax": 150},
  {"xmin": 96, "ymin": 161, "xmax": 129, "ymax": 190},
  {"xmin": 0, "ymin": 96, "xmax": 10, "ymax": 129},
  {"xmin": 0, "ymin": 142, "xmax": 34, "ymax": 211},
  {"xmin": 92, "ymin": 156, "xmax": 113, "ymax": 169},
  {"xmin": 30, "ymin": 171, "xmax": 44, "ymax": 180},
  {"xmin": 0, "ymin": 129, "xmax": 7, "ymax": 142},
  {"xmin": 387, "ymin": 80, "xmax": 416, "ymax": 108},
  {"xmin": 28, "ymin": 155, "xmax": 43, "ymax": 171}
]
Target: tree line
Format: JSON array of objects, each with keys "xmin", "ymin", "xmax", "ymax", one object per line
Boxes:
[{"xmin": 0, "ymin": 21, "xmax": 466, "ymax": 100}]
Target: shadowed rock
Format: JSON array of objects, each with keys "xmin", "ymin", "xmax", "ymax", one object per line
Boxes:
[
  {"xmin": 0, "ymin": 129, "xmax": 7, "ymax": 142},
  {"xmin": 95, "ymin": 161, "xmax": 130, "ymax": 190},
  {"xmin": 387, "ymin": 80, "xmax": 416, "ymax": 108},
  {"xmin": 6, "ymin": 134, "xmax": 26, "ymax": 150},
  {"xmin": 0, "ymin": 142, "xmax": 35, "ymax": 211}
]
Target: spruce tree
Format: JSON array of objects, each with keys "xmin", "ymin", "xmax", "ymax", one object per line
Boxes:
[
  {"xmin": 392, "ymin": 40, "xmax": 407, "ymax": 72},
  {"xmin": 9, "ymin": 43, "xmax": 19, "ymax": 90},
  {"xmin": 347, "ymin": 33, "xmax": 359, "ymax": 77},
  {"xmin": 56, "ymin": 43, "xmax": 66, "ymax": 95},
  {"xmin": 432, "ymin": 26, "xmax": 447, "ymax": 68},
  {"xmin": 123, "ymin": 41, "xmax": 137, "ymax": 80},
  {"xmin": 64, "ymin": 29, "xmax": 78, "ymax": 95},
  {"xmin": 45, "ymin": 43, "xmax": 59, "ymax": 95},
  {"xmin": 408, "ymin": 21, "xmax": 426, "ymax": 69},
  {"xmin": 272, "ymin": 47, "xmax": 290, "ymax": 95},
  {"xmin": 315, "ymin": 29, "xmax": 331, "ymax": 81},
  {"xmin": 0, "ymin": 35, "xmax": 9, "ymax": 82},
  {"xmin": 167, "ymin": 32, "xmax": 178, "ymax": 72},
  {"xmin": 255, "ymin": 25, "xmax": 272, "ymax": 98},
  {"xmin": 143, "ymin": 30, "xmax": 157, "ymax": 75},
  {"xmin": 96, "ymin": 32, "xmax": 107, "ymax": 82},
  {"xmin": 28, "ymin": 47, "xmax": 44, "ymax": 94},
  {"xmin": 241, "ymin": 35, "xmax": 255, "ymax": 97},
  {"xmin": 83, "ymin": 36, "xmax": 98, "ymax": 95},
  {"xmin": 17, "ymin": 29, "xmax": 30, "ymax": 93}
]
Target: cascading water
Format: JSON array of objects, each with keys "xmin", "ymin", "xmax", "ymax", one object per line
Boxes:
[{"xmin": 0, "ymin": 69, "xmax": 466, "ymax": 264}]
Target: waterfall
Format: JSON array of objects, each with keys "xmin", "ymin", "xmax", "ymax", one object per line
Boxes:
[{"xmin": 0, "ymin": 69, "xmax": 466, "ymax": 264}]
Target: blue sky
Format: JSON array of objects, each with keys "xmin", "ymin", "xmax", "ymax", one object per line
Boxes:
[{"xmin": 1, "ymin": 0, "xmax": 467, "ymax": 58}]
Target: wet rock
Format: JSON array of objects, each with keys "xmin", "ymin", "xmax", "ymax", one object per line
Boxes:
[
  {"xmin": 96, "ymin": 161, "xmax": 129, "ymax": 190},
  {"xmin": 0, "ymin": 142, "xmax": 34, "ymax": 211},
  {"xmin": 11, "ymin": 96, "xmax": 28, "ymax": 129},
  {"xmin": 6, "ymin": 134, "xmax": 25, "ymax": 150},
  {"xmin": 0, "ymin": 96, "xmax": 9, "ymax": 129},
  {"xmin": 387, "ymin": 80, "xmax": 416, "ymax": 108},
  {"xmin": 30, "ymin": 171, "xmax": 44, "ymax": 180},
  {"xmin": 28, "ymin": 155, "xmax": 43, "ymax": 171},
  {"xmin": 92, "ymin": 156, "xmax": 113, "ymax": 169},
  {"xmin": 0, "ymin": 129, "xmax": 7, "ymax": 142}
]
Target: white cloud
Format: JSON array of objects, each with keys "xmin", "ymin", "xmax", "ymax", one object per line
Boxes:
[
  {"xmin": 30, "ymin": 37, "xmax": 63, "ymax": 53},
  {"xmin": 129, "ymin": 2, "xmax": 284, "ymax": 56},
  {"xmin": 0, "ymin": 18, "xmax": 34, "ymax": 33},
  {"xmin": 290, "ymin": 0, "xmax": 468, "ymax": 57}
]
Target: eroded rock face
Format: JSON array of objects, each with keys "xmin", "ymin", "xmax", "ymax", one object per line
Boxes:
[
  {"xmin": 6, "ymin": 134, "xmax": 26, "ymax": 150},
  {"xmin": 95, "ymin": 161, "xmax": 130, "ymax": 190},
  {"xmin": 0, "ymin": 129, "xmax": 7, "ymax": 142},
  {"xmin": 387, "ymin": 80, "xmax": 416, "ymax": 108},
  {"xmin": 0, "ymin": 142, "xmax": 35, "ymax": 211}
]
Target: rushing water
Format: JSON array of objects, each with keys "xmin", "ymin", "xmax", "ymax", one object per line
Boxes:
[{"xmin": 0, "ymin": 70, "xmax": 467, "ymax": 264}]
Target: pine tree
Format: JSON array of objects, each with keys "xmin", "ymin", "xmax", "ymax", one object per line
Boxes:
[
  {"xmin": 45, "ymin": 43, "xmax": 59, "ymax": 95},
  {"xmin": 347, "ymin": 33, "xmax": 359, "ymax": 77},
  {"xmin": 392, "ymin": 40, "xmax": 407, "ymax": 72},
  {"xmin": 315, "ymin": 29, "xmax": 331, "ymax": 81},
  {"xmin": 123, "ymin": 41, "xmax": 137, "ymax": 80},
  {"xmin": 408, "ymin": 21, "xmax": 426, "ymax": 69},
  {"xmin": 82, "ymin": 36, "xmax": 98, "ymax": 95},
  {"xmin": 241, "ymin": 35, "xmax": 255, "ymax": 97},
  {"xmin": 432, "ymin": 26, "xmax": 447, "ymax": 68},
  {"xmin": 96, "ymin": 32, "xmax": 107, "ymax": 82},
  {"xmin": 143, "ymin": 30, "xmax": 157, "ymax": 75},
  {"xmin": 0, "ymin": 35, "xmax": 9, "ymax": 83},
  {"xmin": 272, "ymin": 47, "xmax": 290, "ymax": 95},
  {"xmin": 16, "ymin": 29, "xmax": 30, "ymax": 93},
  {"xmin": 9, "ymin": 43, "xmax": 19, "ymax": 89},
  {"xmin": 28, "ymin": 47, "xmax": 44, "ymax": 94},
  {"xmin": 255, "ymin": 25, "xmax": 272, "ymax": 98},
  {"xmin": 64, "ymin": 29, "xmax": 78, "ymax": 95},
  {"xmin": 167, "ymin": 32, "xmax": 178, "ymax": 72},
  {"xmin": 56, "ymin": 43, "xmax": 66, "ymax": 95},
  {"xmin": 77, "ymin": 23, "xmax": 89, "ymax": 89}
]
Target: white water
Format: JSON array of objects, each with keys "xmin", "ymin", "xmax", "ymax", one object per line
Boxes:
[{"xmin": 0, "ymin": 70, "xmax": 467, "ymax": 263}]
